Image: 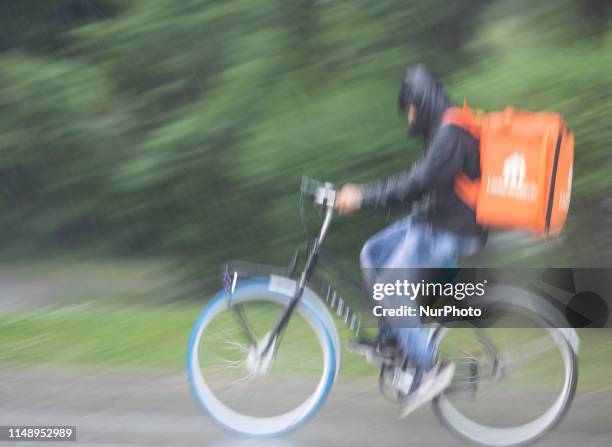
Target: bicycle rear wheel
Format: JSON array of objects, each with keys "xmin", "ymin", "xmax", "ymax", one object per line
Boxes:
[
  {"xmin": 187, "ymin": 278, "xmax": 336, "ymax": 436},
  {"xmin": 432, "ymin": 298, "xmax": 578, "ymax": 447}
]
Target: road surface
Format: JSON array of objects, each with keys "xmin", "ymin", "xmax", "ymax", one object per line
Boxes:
[{"xmin": 0, "ymin": 367, "xmax": 610, "ymax": 447}]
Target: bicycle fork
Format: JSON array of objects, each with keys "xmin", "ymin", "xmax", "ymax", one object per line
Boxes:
[{"xmin": 258, "ymin": 203, "xmax": 335, "ymax": 360}]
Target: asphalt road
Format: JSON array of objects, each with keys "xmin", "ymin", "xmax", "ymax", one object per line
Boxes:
[{"xmin": 1, "ymin": 367, "xmax": 610, "ymax": 447}]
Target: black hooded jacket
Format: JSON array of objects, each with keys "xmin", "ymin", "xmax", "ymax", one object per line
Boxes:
[{"xmin": 361, "ymin": 65, "xmax": 487, "ymax": 239}]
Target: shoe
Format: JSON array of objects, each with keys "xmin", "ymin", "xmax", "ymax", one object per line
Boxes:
[{"xmin": 398, "ymin": 362, "xmax": 455, "ymax": 419}]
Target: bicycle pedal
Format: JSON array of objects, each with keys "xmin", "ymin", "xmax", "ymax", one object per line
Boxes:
[
  {"xmin": 379, "ymin": 364, "xmax": 413, "ymax": 401},
  {"xmin": 346, "ymin": 340, "xmax": 371, "ymax": 354},
  {"xmin": 392, "ymin": 367, "xmax": 415, "ymax": 395},
  {"xmin": 347, "ymin": 341, "xmax": 399, "ymax": 367}
]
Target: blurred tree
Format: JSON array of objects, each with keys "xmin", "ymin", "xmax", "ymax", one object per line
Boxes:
[
  {"xmin": 0, "ymin": 54, "xmax": 131, "ymax": 249},
  {"xmin": 0, "ymin": 0, "xmax": 120, "ymax": 53},
  {"xmin": 0, "ymin": 0, "xmax": 610, "ymax": 276}
]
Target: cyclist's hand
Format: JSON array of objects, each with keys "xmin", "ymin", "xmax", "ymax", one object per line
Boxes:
[{"xmin": 335, "ymin": 184, "xmax": 363, "ymax": 215}]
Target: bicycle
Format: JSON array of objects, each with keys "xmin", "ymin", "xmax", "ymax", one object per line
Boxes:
[{"xmin": 187, "ymin": 177, "xmax": 579, "ymax": 446}]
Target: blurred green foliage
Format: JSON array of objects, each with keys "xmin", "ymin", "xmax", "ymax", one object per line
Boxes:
[{"xmin": 0, "ymin": 0, "xmax": 611, "ymax": 279}]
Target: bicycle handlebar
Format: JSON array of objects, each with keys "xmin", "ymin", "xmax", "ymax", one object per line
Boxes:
[{"xmin": 300, "ymin": 176, "xmax": 336, "ymax": 208}]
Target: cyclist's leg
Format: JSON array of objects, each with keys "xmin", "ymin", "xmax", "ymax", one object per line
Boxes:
[
  {"xmin": 380, "ymin": 222, "xmax": 463, "ymax": 371},
  {"xmin": 358, "ymin": 218, "xmax": 469, "ymax": 364},
  {"xmin": 359, "ymin": 216, "xmax": 415, "ymax": 269},
  {"xmin": 359, "ymin": 216, "xmax": 414, "ymax": 293}
]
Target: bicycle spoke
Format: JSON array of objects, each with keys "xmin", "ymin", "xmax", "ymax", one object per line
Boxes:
[
  {"xmin": 503, "ymin": 333, "xmax": 559, "ymax": 367},
  {"xmin": 230, "ymin": 302, "xmax": 259, "ymax": 346},
  {"xmin": 474, "ymin": 327, "xmax": 500, "ymax": 359}
]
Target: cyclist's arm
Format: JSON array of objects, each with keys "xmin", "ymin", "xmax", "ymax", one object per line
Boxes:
[{"xmin": 360, "ymin": 126, "xmax": 465, "ymax": 208}]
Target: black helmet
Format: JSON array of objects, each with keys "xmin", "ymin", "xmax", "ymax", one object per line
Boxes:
[{"xmin": 398, "ymin": 64, "xmax": 452, "ymax": 140}]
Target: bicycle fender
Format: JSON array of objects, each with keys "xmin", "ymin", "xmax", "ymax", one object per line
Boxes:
[{"xmin": 472, "ymin": 285, "xmax": 580, "ymax": 354}]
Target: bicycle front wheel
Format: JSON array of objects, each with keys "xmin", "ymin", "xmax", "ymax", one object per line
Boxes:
[{"xmin": 187, "ymin": 278, "xmax": 336, "ymax": 436}]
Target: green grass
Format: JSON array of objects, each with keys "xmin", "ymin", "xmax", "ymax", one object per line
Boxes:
[
  {"xmin": 0, "ymin": 306, "xmax": 195, "ymax": 369},
  {"xmin": 0, "ymin": 303, "xmax": 374, "ymax": 376},
  {"xmin": 0, "ymin": 306, "xmax": 610, "ymax": 392}
]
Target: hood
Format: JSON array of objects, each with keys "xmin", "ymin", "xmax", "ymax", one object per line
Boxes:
[{"xmin": 398, "ymin": 64, "xmax": 453, "ymax": 142}]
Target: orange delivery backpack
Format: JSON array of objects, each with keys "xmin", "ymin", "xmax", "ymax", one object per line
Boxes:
[{"xmin": 443, "ymin": 102, "xmax": 574, "ymax": 237}]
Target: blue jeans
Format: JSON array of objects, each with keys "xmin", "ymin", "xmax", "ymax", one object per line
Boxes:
[{"xmin": 360, "ymin": 216, "xmax": 481, "ymax": 371}]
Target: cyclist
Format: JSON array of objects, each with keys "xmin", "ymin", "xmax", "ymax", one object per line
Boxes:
[{"xmin": 335, "ymin": 64, "xmax": 487, "ymax": 417}]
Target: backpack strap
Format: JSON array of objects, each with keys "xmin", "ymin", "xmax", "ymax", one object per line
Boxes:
[
  {"xmin": 442, "ymin": 103, "xmax": 482, "ymax": 209},
  {"xmin": 442, "ymin": 103, "xmax": 482, "ymax": 140},
  {"xmin": 454, "ymin": 173, "xmax": 479, "ymax": 209}
]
